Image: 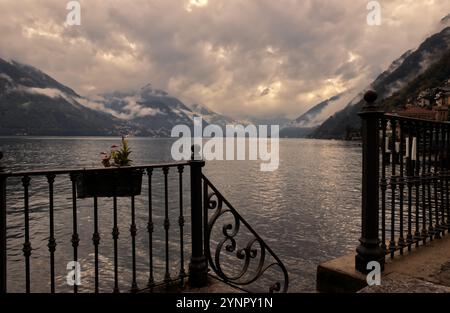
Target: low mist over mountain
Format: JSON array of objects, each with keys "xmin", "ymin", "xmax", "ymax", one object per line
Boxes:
[
  {"xmin": 189, "ymin": 103, "xmax": 246, "ymax": 128},
  {"xmin": 0, "ymin": 58, "xmax": 131, "ymax": 136},
  {"xmin": 92, "ymin": 84, "xmax": 197, "ymax": 136},
  {"xmin": 0, "ymin": 60, "xmax": 243, "ymax": 136},
  {"xmin": 311, "ymin": 26, "xmax": 450, "ymax": 139},
  {"xmin": 279, "ymin": 93, "xmax": 348, "ymax": 138}
]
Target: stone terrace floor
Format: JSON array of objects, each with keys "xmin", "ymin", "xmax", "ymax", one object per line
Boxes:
[{"xmin": 318, "ymin": 232, "xmax": 450, "ymax": 293}]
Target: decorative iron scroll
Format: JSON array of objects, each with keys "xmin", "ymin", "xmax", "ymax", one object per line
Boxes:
[{"xmin": 202, "ymin": 175, "xmax": 289, "ymax": 293}]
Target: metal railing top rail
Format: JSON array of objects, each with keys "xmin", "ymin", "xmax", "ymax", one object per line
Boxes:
[
  {"xmin": 383, "ymin": 113, "xmax": 450, "ymax": 125},
  {"xmin": 0, "ymin": 161, "xmax": 190, "ymax": 178}
]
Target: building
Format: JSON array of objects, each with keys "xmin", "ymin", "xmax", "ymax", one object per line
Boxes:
[
  {"xmin": 394, "ymin": 106, "xmax": 437, "ymax": 120},
  {"xmin": 417, "ymin": 89, "xmax": 433, "ymax": 107},
  {"xmin": 435, "ymin": 87, "xmax": 450, "ymax": 107},
  {"xmin": 395, "ymin": 82, "xmax": 450, "ymax": 122}
]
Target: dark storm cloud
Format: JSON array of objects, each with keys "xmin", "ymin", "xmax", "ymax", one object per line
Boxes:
[{"xmin": 0, "ymin": 0, "xmax": 449, "ymax": 118}]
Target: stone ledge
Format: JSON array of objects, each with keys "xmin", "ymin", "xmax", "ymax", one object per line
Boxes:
[
  {"xmin": 316, "ymin": 254, "xmax": 367, "ymax": 293},
  {"xmin": 317, "ymin": 234, "xmax": 450, "ymax": 293}
]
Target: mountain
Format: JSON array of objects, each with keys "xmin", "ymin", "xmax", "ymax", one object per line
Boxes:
[
  {"xmin": 93, "ymin": 86, "xmax": 249, "ymax": 136},
  {"xmin": 0, "ymin": 59, "xmax": 244, "ymax": 136},
  {"xmin": 291, "ymin": 94, "xmax": 343, "ymax": 127},
  {"xmin": 382, "ymin": 49, "xmax": 450, "ymax": 110},
  {"xmin": 311, "ymin": 26, "xmax": 450, "ymax": 139},
  {"xmin": 0, "ymin": 58, "xmax": 130, "ymax": 136},
  {"xmin": 190, "ymin": 103, "xmax": 240, "ymax": 128},
  {"xmin": 280, "ymin": 92, "xmax": 350, "ymax": 138},
  {"xmin": 92, "ymin": 84, "xmax": 197, "ymax": 136}
]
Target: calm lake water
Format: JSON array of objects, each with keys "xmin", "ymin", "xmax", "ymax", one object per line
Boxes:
[{"xmin": 0, "ymin": 137, "xmax": 362, "ymax": 293}]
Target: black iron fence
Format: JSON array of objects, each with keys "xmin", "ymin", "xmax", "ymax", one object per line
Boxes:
[
  {"xmin": 203, "ymin": 175, "xmax": 289, "ymax": 293},
  {"xmin": 356, "ymin": 91, "xmax": 450, "ymax": 273},
  {"xmin": 0, "ymin": 150, "xmax": 288, "ymax": 293}
]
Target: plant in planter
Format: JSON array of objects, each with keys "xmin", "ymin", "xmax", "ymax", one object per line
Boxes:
[
  {"xmin": 101, "ymin": 136, "xmax": 132, "ymax": 167},
  {"xmin": 76, "ymin": 137, "xmax": 143, "ymax": 198}
]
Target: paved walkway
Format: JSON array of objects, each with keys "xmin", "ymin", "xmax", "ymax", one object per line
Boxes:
[
  {"xmin": 317, "ymin": 232, "xmax": 450, "ymax": 293},
  {"xmin": 359, "ymin": 272, "xmax": 450, "ymax": 293},
  {"xmin": 360, "ymin": 235, "xmax": 450, "ymax": 293}
]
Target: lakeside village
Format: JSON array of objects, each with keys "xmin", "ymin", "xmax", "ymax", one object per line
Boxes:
[
  {"xmin": 346, "ymin": 79, "xmax": 450, "ymax": 141},
  {"xmin": 383, "ymin": 80, "xmax": 450, "ymax": 165},
  {"xmin": 397, "ymin": 80, "xmax": 450, "ymax": 121}
]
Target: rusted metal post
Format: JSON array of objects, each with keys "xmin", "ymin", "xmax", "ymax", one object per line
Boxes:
[
  {"xmin": 355, "ymin": 91, "xmax": 386, "ymax": 273},
  {"xmin": 188, "ymin": 145, "xmax": 208, "ymax": 287}
]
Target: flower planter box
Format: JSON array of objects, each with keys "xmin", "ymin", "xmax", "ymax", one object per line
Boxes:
[{"xmin": 75, "ymin": 169, "xmax": 143, "ymax": 198}]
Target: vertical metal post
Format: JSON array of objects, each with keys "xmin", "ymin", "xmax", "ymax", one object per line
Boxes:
[
  {"xmin": 188, "ymin": 145, "xmax": 208, "ymax": 287},
  {"xmin": 355, "ymin": 90, "xmax": 385, "ymax": 273},
  {"xmin": 0, "ymin": 172, "xmax": 6, "ymax": 294}
]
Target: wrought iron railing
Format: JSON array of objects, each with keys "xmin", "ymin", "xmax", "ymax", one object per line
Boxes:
[
  {"xmin": 0, "ymin": 162, "xmax": 192, "ymax": 293},
  {"xmin": 202, "ymin": 175, "xmax": 289, "ymax": 293},
  {"xmin": 0, "ymin": 153, "xmax": 288, "ymax": 293},
  {"xmin": 356, "ymin": 91, "xmax": 450, "ymax": 273},
  {"xmin": 379, "ymin": 114, "xmax": 450, "ymax": 257}
]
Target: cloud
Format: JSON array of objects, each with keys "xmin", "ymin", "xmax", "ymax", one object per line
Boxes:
[
  {"xmin": 0, "ymin": 0, "xmax": 449, "ymax": 119},
  {"xmin": 77, "ymin": 95, "xmax": 162, "ymax": 120}
]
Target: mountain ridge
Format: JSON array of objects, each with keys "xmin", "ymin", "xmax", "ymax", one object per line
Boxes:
[
  {"xmin": 0, "ymin": 58, "xmax": 243, "ymax": 136},
  {"xmin": 311, "ymin": 26, "xmax": 450, "ymax": 139}
]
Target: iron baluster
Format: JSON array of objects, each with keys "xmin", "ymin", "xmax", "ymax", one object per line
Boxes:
[
  {"xmin": 440, "ymin": 125, "xmax": 446, "ymax": 234},
  {"xmin": 46, "ymin": 174, "xmax": 57, "ymax": 293},
  {"xmin": 398, "ymin": 121, "xmax": 406, "ymax": 254},
  {"xmin": 446, "ymin": 126, "xmax": 450, "ymax": 231},
  {"xmin": 380, "ymin": 118, "xmax": 387, "ymax": 253},
  {"xmin": 406, "ymin": 125, "xmax": 414, "ymax": 251},
  {"xmin": 177, "ymin": 165, "xmax": 186, "ymax": 287},
  {"xmin": 163, "ymin": 167, "xmax": 171, "ymax": 285},
  {"xmin": 112, "ymin": 193, "xmax": 120, "ymax": 293},
  {"xmin": 434, "ymin": 126, "xmax": 441, "ymax": 238},
  {"xmin": 70, "ymin": 174, "xmax": 80, "ymax": 294},
  {"xmin": 130, "ymin": 196, "xmax": 138, "ymax": 293},
  {"xmin": 146, "ymin": 168, "xmax": 154, "ymax": 289},
  {"xmin": 421, "ymin": 124, "xmax": 428, "ymax": 243},
  {"xmin": 22, "ymin": 176, "xmax": 32, "ymax": 293},
  {"xmin": 92, "ymin": 196, "xmax": 100, "ymax": 293},
  {"xmin": 389, "ymin": 118, "xmax": 397, "ymax": 258},
  {"xmin": 414, "ymin": 128, "xmax": 422, "ymax": 247},
  {"xmin": 427, "ymin": 126, "xmax": 434, "ymax": 240}
]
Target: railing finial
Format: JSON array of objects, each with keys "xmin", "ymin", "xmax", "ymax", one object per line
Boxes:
[
  {"xmin": 362, "ymin": 90, "xmax": 378, "ymax": 112},
  {"xmin": 364, "ymin": 90, "xmax": 378, "ymax": 104}
]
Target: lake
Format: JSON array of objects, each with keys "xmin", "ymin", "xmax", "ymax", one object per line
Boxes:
[{"xmin": 0, "ymin": 137, "xmax": 362, "ymax": 293}]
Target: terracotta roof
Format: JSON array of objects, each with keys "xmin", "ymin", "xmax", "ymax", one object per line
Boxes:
[{"xmin": 397, "ymin": 107, "xmax": 434, "ymax": 114}]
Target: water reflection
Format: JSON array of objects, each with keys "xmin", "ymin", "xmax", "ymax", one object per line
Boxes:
[{"xmin": 0, "ymin": 137, "xmax": 362, "ymax": 292}]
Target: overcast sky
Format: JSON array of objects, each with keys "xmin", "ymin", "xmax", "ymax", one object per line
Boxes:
[{"xmin": 1, "ymin": 0, "xmax": 449, "ymax": 119}]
